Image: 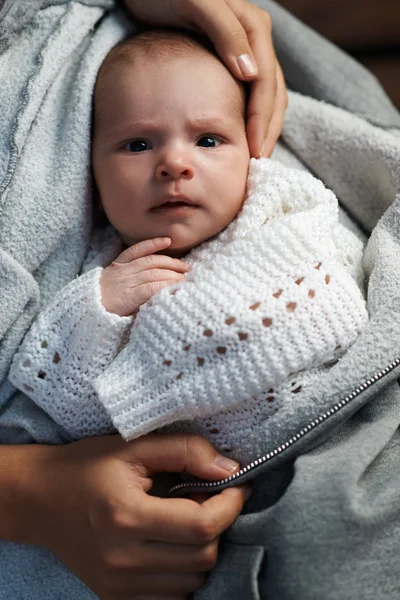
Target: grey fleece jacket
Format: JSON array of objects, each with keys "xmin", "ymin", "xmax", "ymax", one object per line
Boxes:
[{"xmin": 1, "ymin": 1, "xmax": 400, "ymax": 599}]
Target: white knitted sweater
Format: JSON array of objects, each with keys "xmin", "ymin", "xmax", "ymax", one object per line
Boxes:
[{"xmin": 9, "ymin": 159, "xmax": 368, "ymax": 456}]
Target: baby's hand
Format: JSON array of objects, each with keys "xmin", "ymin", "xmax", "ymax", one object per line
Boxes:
[{"xmin": 100, "ymin": 237, "xmax": 189, "ymax": 317}]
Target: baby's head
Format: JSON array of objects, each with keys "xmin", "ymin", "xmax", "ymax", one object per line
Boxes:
[{"xmin": 92, "ymin": 29, "xmax": 250, "ymax": 257}]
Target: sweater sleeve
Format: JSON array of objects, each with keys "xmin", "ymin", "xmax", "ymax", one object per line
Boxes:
[{"xmin": 8, "ymin": 266, "xmax": 133, "ymax": 439}]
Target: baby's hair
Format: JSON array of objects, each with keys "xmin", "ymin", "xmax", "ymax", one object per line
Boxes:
[
  {"xmin": 101, "ymin": 27, "xmax": 218, "ymax": 68},
  {"xmin": 93, "ymin": 27, "xmax": 248, "ymax": 129}
]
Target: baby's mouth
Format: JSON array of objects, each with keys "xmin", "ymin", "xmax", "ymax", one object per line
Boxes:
[
  {"xmin": 151, "ymin": 201, "xmax": 198, "ymax": 214},
  {"xmin": 151, "ymin": 196, "xmax": 199, "ymax": 212},
  {"xmin": 160, "ymin": 201, "xmax": 190, "ymax": 208}
]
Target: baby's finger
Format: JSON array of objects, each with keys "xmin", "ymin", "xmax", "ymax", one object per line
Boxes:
[
  {"xmin": 135, "ymin": 268, "xmax": 188, "ymax": 284},
  {"xmin": 129, "ymin": 254, "xmax": 189, "ymax": 275},
  {"xmin": 134, "ymin": 278, "xmax": 185, "ymax": 306},
  {"xmin": 114, "ymin": 238, "xmax": 171, "ymax": 265}
]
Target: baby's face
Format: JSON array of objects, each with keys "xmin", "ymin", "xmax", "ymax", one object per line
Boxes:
[{"xmin": 92, "ymin": 51, "xmax": 250, "ymax": 256}]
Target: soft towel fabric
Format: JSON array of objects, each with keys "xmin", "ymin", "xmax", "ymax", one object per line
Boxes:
[
  {"xmin": 1, "ymin": 1, "xmax": 400, "ymax": 599},
  {"xmin": 0, "ymin": 1, "xmax": 134, "ymax": 403},
  {"xmin": 9, "ymin": 159, "xmax": 368, "ymax": 461}
]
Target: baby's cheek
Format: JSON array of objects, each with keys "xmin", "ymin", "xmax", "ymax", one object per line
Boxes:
[
  {"xmin": 220, "ymin": 174, "xmax": 247, "ymax": 216},
  {"xmin": 115, "ymin": 162, "xmax": 140, "ymax": 190}
]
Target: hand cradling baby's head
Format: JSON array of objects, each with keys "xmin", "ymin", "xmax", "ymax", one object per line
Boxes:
[{"xmin": 92, "ymin": 28, "xmax": 250, "ymax": 257}]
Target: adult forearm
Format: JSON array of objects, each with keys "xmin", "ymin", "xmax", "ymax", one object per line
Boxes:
[{"xmin": 0, "ymin": 443, "xmax": 49, "ymax": 545}]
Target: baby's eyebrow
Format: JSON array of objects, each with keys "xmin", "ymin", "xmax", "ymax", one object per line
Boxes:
[
  {"xmin": 186, "ymin": 117, "xmax": 233, "ymax": 130},
  {"xmin": 102, "ymin": 121, "xmax": 151, "ymax": 136},
  {"xmin": 107, "ymin": 116, "xmax": 236, "ymax": 137}
]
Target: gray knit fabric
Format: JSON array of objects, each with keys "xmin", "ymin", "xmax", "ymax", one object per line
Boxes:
[{"xmin": 1, "ymin": 1, "xmax": 400, "ymax": 599}]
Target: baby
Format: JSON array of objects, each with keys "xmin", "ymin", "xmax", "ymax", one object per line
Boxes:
[{"xmin": 9, "ymin": 29, "xmax": 368, "ymax": 462}]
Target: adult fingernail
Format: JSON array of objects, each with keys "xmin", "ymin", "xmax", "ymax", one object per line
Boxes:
[
  {"xmin": 214, "ymin": 454, "xmax": 239, "ymax": 473},
  {"xmin": 237, "ymin": 53, "xmax": 257, "ymax": 77}
]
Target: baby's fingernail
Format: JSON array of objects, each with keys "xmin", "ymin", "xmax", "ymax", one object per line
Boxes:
[
  {"xmin": 237, "ymin": 53, "xmax": 257, "ymax": 77},
  {"xmin": 214, "ymin": 454, "xmax": 239, "ymax": 473}
]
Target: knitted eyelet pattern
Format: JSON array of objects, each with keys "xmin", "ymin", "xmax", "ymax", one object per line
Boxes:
[{"xmin": 95, "ymin": 159, "xmax": 368, "ymax": 452}]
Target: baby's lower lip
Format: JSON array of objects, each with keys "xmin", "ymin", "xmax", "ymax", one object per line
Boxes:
[{"xmin": 151, "ymin": 202, "xmax": 198, "ymax": 214}]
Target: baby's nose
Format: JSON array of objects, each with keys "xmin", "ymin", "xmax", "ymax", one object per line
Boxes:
[{"xmin": 155, "ymin": 156, "xmax": 194, "ymax": 180}]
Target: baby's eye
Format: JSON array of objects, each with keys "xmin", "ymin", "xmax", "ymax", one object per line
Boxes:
[
  {"xmin": 196, "ymin": 136, "xmax": 222, "ymax": 148},
  {"xmin": 124, "ymin": 140, "xmax": 152, "ymax": 152}
]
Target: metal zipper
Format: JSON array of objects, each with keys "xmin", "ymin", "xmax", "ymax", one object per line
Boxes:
[{"xmin": 167, "ymin": 356, "xmax": 400, "ymax": 497}]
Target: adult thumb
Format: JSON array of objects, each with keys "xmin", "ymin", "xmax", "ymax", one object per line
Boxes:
[{"xmin": 123, "ymin": 432, "xmax": 240, "ymax": 481}]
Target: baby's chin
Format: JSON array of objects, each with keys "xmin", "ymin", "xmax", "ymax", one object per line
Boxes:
[
  {"xmin": 170, "ymin": 217, "xmax": 232, "ymax": 252},
  {"xmin": 158, "ymin": 238, "xmax": 201, "ymax": 258},
  {"xmin": 121, "ymin": 226, "xmax": 222, "ymax": 258},
  {"xmin": 162, "ymin": 226, "xmax": 225, "ymax": 257}
]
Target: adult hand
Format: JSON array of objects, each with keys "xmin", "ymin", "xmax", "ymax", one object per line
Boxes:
[
  {"xmin": 24, "ymin": 433, "xmax": 249, "ymax": 599},
  {"xmin": 123, "ymin": 0, "xmax": 288, "ymax": 158}
]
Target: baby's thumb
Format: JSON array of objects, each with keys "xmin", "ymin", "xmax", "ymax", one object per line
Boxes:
[{"xmin": 126, "ymin": 432, "xmax": 240, "ymax": 481}]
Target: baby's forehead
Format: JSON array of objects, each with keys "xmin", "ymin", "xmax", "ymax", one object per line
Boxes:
[
  {"xmin": 101, "ymin": 42, "xmax": 218, "ymax": 83},
  {"xmin": 96, "ymin": 29, "xmax": 246, "ymax": 104}
]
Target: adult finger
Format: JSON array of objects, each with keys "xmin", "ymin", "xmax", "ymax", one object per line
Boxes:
[
  {"xmin": 123, "ymin": 432, "xmax": 239, "ymax": 482},
  {"xmin": 140, "ymin": 486, "xmax": 248, "ymax": 544},
  {"xmin": 114, "ymin": 238, "xmax": 171, "ymax": 264},
  {"xmin": 238, "ymin": 6, "xmax": 278, "ymax": 157},
  {"xmin": 175, "ymin": 0, "xmax": 258, "ymax": 80},
  {"xmin": 260, "ymin": 60, "xmax": 288, "ymax": 157},
  {"xmin": 112, "ymin": 539, "xmax": 219, "ymax": 573},
  {"xmin": 125, "ymin": 0, "xmax": 259, "ymax": 80}
]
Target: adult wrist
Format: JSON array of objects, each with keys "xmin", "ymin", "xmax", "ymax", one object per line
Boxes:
[{"xmin": 0, "ymin": 443, "xmax": 59, "ymax": 546}]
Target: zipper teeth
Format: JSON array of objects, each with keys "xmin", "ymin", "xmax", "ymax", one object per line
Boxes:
[{"xmin": 167, "ymin": 357, "xmax": 400, "ymax": 496}]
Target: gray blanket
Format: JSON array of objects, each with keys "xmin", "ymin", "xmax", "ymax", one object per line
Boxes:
[{"xmin": 1, "ymin": 1, "xmax": 400, "ymax": 598}]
